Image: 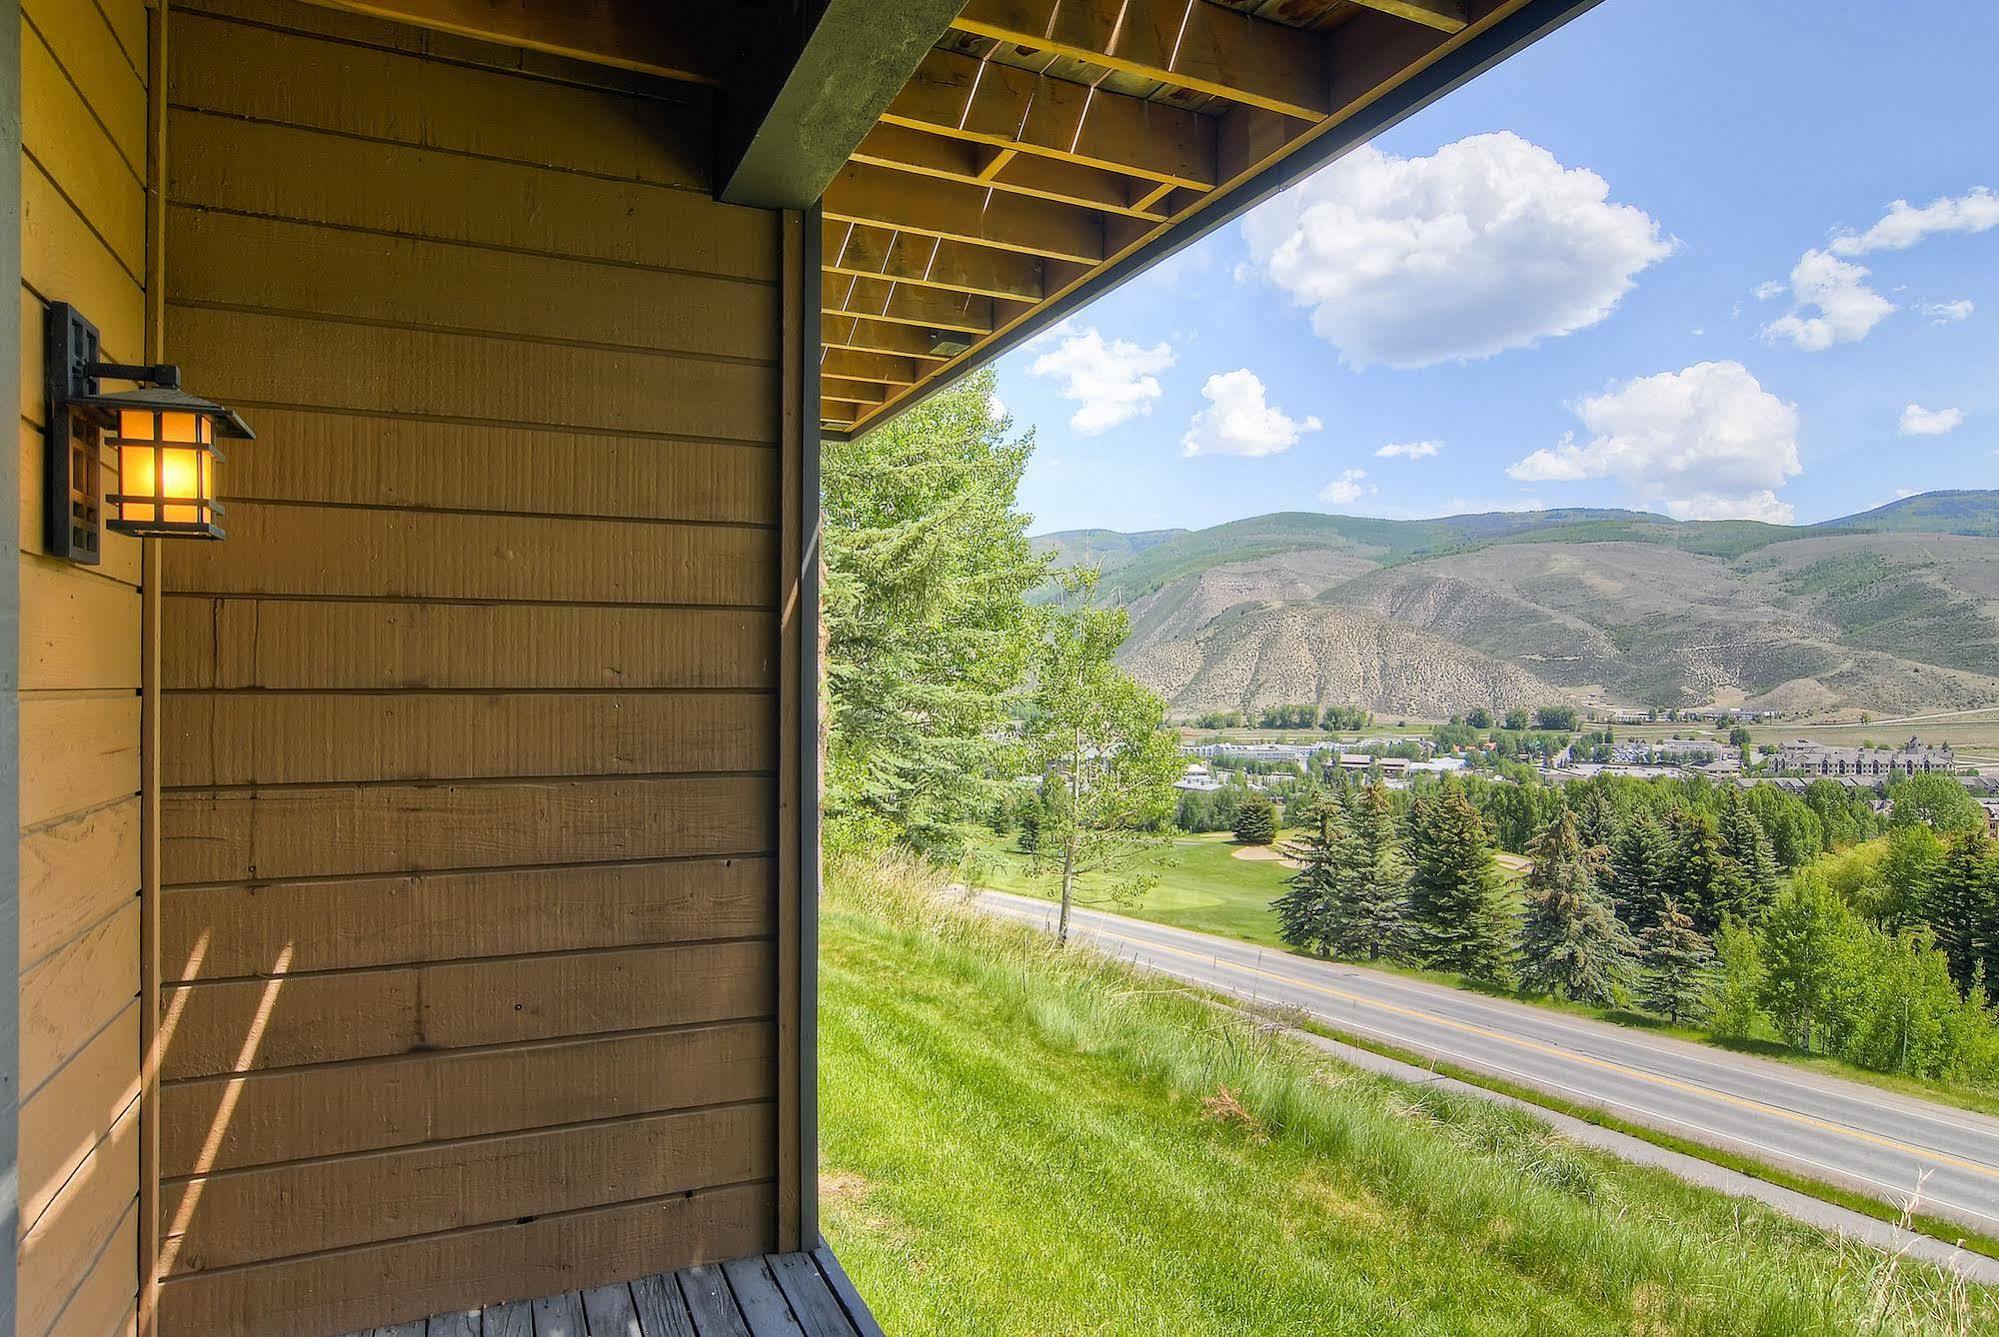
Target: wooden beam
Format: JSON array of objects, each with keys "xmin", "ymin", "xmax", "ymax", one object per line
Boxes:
[
  {"xmin": 1348, "ymin": 0, "xmax": 1470, "ymax": 34},
  {"xmin": 821, "ymin": 376, "xmax": 887, "ymax": 404},
  {"xmin": 884, "ymin": 47, "xmax": 1215, "ymax": 189},
  {"xmin": 301, "ymin": 0, "xmax": 724, "ymax": 83},
  {"xmin": 721, "ymin": 0, "xmax": 965, "ymax": 206},
  {"xmin": 822, "ymin": 221, "xmax": 1046, "ymax": 303},
  {"xmin": 822, "ymin": 275, "xmax": 995, "ymax": 334},
  {"xmin": 820, "ymin": 347, "xmax": 923, "ymax": 386},
  {"xmin": 852, "ymin": 124, "xmax": 1171, "ymax": 220},
  {"xmin": 951, "ymin": 0, "xmax": 1329, "ymax": 120},
  {"xmin": 821, "ymin": 315, "xmax": 957, "ymax": 361},
  {"xmin": 824, "ymin": 161, "xmax": 1103, "ymax": 264}
]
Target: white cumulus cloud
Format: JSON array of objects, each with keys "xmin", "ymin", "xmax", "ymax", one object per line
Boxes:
[
  {"xmin": 1899, "ymin": 404, "xmax": 1964, "ymax": 437},
  {"xmin": 1829, "ymin": 187, "xmax": 1999, "ymax": 256},
  {"xmin": 1760, "ymin": 249, "xmax": 1895, "ymax": 351},
  {"xmin": 1180, "ymin": 369, "xmax": 1322, "ymax": 458},
  {"xmin": 1028, "ymin": 327, "xmax": 1175, "ymax": 434},
  {"xmin": 1508, "ymin": 361, "xmax": 1802, "ymax": 523},
  {"xmin": 1240, "ymin": 131, "xmax": 1671, "ymax": 369},
  {"xmin": 1923, "ymin": 299, "xmax": 1974, "ymax": 323},
  {"xmin": 1375, "ymin": 440, "xmax": 1443, "ymax": 460},
  {"xmin": 1318, "ymin": 469, "xmax": 1373, "ymax": 506}
]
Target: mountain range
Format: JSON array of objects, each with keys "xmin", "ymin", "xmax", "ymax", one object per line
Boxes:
[{"xmin": 1032, "ymin": 491, "xmax": 1999, "ymax": 719}]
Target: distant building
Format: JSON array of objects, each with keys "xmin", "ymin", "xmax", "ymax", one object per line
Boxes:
[
  {"xmin": 1174, "ymin": 762, "xmax": 1224, "ymax": 793},
  {"xmin": 1775, "ymin": 737, "xmax": 1955, "ymax": 778},
  {"xmin": 1186, "ymin": 741, "xmax": 1332, "ymax": 764}
]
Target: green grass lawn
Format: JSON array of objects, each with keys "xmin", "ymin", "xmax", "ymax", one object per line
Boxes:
[{"xmin": 820, "ymin": 857, "xmax": 1991, "ymax": 1335}]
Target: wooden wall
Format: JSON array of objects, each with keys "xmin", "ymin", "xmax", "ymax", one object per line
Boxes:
[
  {"xmin": 154, "ymin": 3, "xmax": 789, "ymax": 1333},
  {"xmin": 16, "ymin": 0, "xmax": 150, "ymax": 1333}
]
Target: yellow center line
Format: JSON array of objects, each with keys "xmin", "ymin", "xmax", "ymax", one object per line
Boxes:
[{"xmin": 1075, "ymin": 914, "xmax": 1999, "ymax": 1184}]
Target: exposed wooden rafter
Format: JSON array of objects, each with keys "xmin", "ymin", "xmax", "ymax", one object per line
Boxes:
[
  {"xmin": 822, "ymin": 315, "xmax": 958, "ymax": 361},
  {"xmin": 821, "ymin": 347, "xmax": 924, "ymax": 386},
  {"xmin": 884, "ymin": 47, "xmax": 1217, "ymax": 189},
  {"xmin": 1350, "ymin": 0, "xmax": 1470, "ymax": 34},
  {"xmin": 822, "ymin": 276, "xmax": 998, "ymax": 335},
  {"xmin": 823, "ymin": 222, "xmax": 1050, "ymax": 303},
  {"xmin": 851, "ymin": 125, "xmax": 1174, "ymax": 220},
  {"xmin": 950, "ymin": 0, "xmax": 1330, "ymax": 119},
  {"xmin": 824, "ymin": 162, "xmax": 1105, "ymax": 264}
]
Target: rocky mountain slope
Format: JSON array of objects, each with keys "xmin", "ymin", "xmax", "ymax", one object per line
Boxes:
[{"xmin": 1032, "ymin": 491, "xmax": 1999, "ymax": 718}]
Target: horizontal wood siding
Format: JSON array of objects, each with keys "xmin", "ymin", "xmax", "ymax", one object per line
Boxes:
[
  {"xmin": 16, "ymin": 0, "xmax": 149, "ymax": 1330},
  {"xmin": 157, "ymin": 3, "xmax": 783, "ymax": 1332}
]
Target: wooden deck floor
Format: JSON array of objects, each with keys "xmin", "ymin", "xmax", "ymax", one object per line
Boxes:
[{"xmin": 352, "ymin": 1246, "xmax": 884, "ymax": 1337}]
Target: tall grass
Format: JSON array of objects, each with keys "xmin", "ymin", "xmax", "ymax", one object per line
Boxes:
[{"xmin": 823, "ymin": 854, "xmax": 1992, "ymax": 1335}]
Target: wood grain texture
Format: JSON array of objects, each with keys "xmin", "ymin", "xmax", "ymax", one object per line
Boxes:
[
  {"xmin": 162, "ymin": 599, "xmax": 774, "ymax": 691},
  {"xmin": 19, "ymin": 1000, "xmax": 140, "ymax": 1232},
  {"xmin": 20, "ymin": 898, "xmax": 140, "ymax": 1094},
  {"xmin": 162, "ymin": 503, "xmax": 775, "ymax": 604},
  {"xmin": 162, "ymin": 1104, "xmax": 774, "ymax": 1273},
  {"xmin": 21, "ymin": 796, "xmax": 140, "ymax": 971},
  {"xmin": 162, "ymin": 857, "xmax": 772, "ymax": 979},
  {"xmin": 161, "ymin": 940, "xmax": 775, "ymax": 1078},
  {"xmin": 155, "ymin": 1181, "xmax": 776, "ymax": 1337},
  {"xmin": 21, "ymin": 20, "xmax": 144, "ymax": 270},
  {"xmin": 169, "ymin": 9, "xmax": 708, "ymax": 186},
  {"xmin": 20, "ymin": 156, "xmax": 143, "ymax": 360},
  {"xmin": 19, "ymin": 556, "xmax": 141, "ymax": 691},
  {"xmin": 21, "ymin": 692, "xmax": 140, "ymax": 826},
  {"xmin": 18, "ymin": 1097, "xmax": 140, "ymax": 1334},
  {"xmin": 159, "ymin": 1022, "xmax": 776, "ymax": 1175},
  {"xmin": 167, "ymin": 110, "xmax": 775, "ymax": 282},
  {"xmin": 164, "ymin": 775, "xmax": 775, "ymax": 884},
  {"xmin": 164, "ymin": 692, "xmax": 775, "ymax": 786}
]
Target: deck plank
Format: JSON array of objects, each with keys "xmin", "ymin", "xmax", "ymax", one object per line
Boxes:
[
  {"xmin": 483, "ymin": 1300, "xmax": 534, "ymax": 1337},
  {"xmin": 531, "ymin": 1291, "xmax": 588, "ymax": 1337},
  {"xmin": 581, "ymin": 1282, "xmax": 642, "ymax": 1336},
  {"xmin": 427, "ymin": 1312, "xmax": 481, "ymax": 1337},
  {"xmin": 810, "ymin": 1248, "xmax": 887, "ymax": 1337},
  {"xmin": 767, "ymin": 1255, "xmax": 857, "ymax": 1337},
  {"xmin": 677, "ymin": 1266, "xmax": 752, "ymax": 1337},
  {"xmin": 719, "ymin": 1258, "xmax": 802, "ymax": 1336},
  {"xmin": 375, "ymin": 1324, "xmax": 426, "ymax": 1337},
  {"xmin": 630, "ymin": 1273, "xmax": 698, "ymax": 1337}
]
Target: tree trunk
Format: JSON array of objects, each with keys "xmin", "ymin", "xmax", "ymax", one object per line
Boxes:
[
  {"xmin": 1057, "ymin": 726, "xmax": 1083, "ymax": 947},
  {"xmin": 1058, "ymin": 836, "xmax": 1075, "ymax": 947}
]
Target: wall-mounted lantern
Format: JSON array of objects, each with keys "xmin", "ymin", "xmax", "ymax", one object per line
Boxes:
[{"xmin": 44, "ymin": 302, "xmax": 252, "ymax": 562}]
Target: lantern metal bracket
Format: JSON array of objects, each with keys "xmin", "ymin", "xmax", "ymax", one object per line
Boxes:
[{"xmin": 43, "ymin": 302, "xmax": 107, "ymax": 565}]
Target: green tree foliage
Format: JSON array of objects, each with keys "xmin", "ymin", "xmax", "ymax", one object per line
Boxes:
[
  {"xmin": 1407, "ymin": 784, "xmax": 1517, "ymax": 985},
  {"xmin": 1516, "ymin": 812, "xmax": 1634, "ymax": 1006},
  {"xmin": 1257, "ymin": 703, "xmax": 1319, "ymax": 730},
  {"xmin": 1729, "ymin": 725, "xmax": 1752, "ymax": 748},
  {"xmin": 1847, "ymin": 927, "xmax": 1964, "ymax": 1077},
  {"xmin": 1320, "ymin": 705, "xmax": 1373, "ymax": 731},
  {"xmin": 1532, "ymin": 705, "xmax": 1580, "ymax": 732},
  {"xmin": 1889, "ymin": 772, "xmax": 1985, "ymax": 835},
  {"xmin": 1017, "ymin": 575, "xmax": 1183, "ymax": 944},
  {"xmin": 1715, "ymin": 789, "xmax": 1783, "ymax": 924},
  {"xmin": 1608, "ymin": 810, "xmax": 1672, "ymax": 932},
  {"xmin": 1803, "ymin": 779, "xmax": 1883, "ymax": 848},
  {"xmin": 1638, "ymin": 901, "xmax": 1713, "ymax": 1025},
  {"xmin": 1464, "ymin": 706, "xmax": 1493, "ymax": 730},
  {"xmin": 1502, "ymin": 708, "xmax": 1530, "ymax": 731},
  {"xmin": 1757, "ymin": 874, "xmax": 1869, "ymax": 1054},
  {"xmin": 1272, "ymin": 797, "xmax": 1350, "ymax": 958},
  {"xmin": 823, "ymin": 371, "xmax": 1047, "ymax": 855},
  {"xmin": 1331, "ymin": 782, "xmax": 1411, "ymax": 962},
  {"xmin": 1874, "ymin": 823, "xmax": 1946, "ymax": 929},
  {"xmin": 1662, "ymin": 809, "xmax": 1729, "ymax": 937},
  {"xmin": 1233, "ymin": 794, "xmax": 1278, "ymax": 846},
  {"xmin": 1704, "ymin": 918, "xmax": 1767, "ymax": 1041},
  {"xmin": 1744, "ymin": 784, "xmax": 1825, "ymax": 870},
  {"xmin": 1916, "ymin": 830, "xmax": 1999, "ymax": 989}
]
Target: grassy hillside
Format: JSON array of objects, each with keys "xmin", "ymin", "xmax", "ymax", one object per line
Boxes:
[{"xmin": 821, "ymin": 859, "xmax": 1990, "ymax": 1335}]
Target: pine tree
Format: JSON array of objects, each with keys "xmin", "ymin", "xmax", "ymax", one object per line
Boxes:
[
  {"xmin": 1663, "ymin": 808, "xmax": 1729, "ymax": 937},
  {"xmin": 1608, "ymin": 810, "xmax": 1671, "ymax": 931},
  {"xmin": 1406, "ymin": 783, "xmax": 1517, "ymax": 985},
  {"xmin": 1272, "ymin": 796, "xmax": 1349, "ymax": 957},
  {"xmin": 1572, "ymin": 785, "xmax": 1621, "ymax": 853},
  {"xmin": 1716, "ymin": 789, "xmax": 1783, "ymax": 925},
  {"xmin": 1233, "ymin": 794, "xmax": 1277, "ymax": 846},
  {"xmin": 1516, "ymin": 811, "xmax": 1636, "ymax": 1006},
  {"xmin": 1920, "ymin": 830, "xmax": 1999, "ymax": 990},
  {"xmin": 1330, "ymin": 781, "xmax": 1410, "ymax": 961},
  {"xmin": 1638, "ymin": 900, "xmax": 1714, "ymax": 1025}
]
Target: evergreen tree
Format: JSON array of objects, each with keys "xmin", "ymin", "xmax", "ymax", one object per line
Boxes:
[
  {"xmin": 1233, "ymin": 794, "xmax": 1278, "ymax": 846},
  {"xmin": 1919, "ymin": 830, "xmax": 1999, "ymax": 990},
  {"xmin": 1272, "ymin": 796, "xmax": 1349, "ymax": 957},
  {"xmin": 1608, "ymin": 810, "xmax": 1672, "ymax": 931},
  {"xmin": 1516, "ymin": 812, "xmax": 1636, "ymax": 1006},
  {"xmin": 1571, "ymin": 785, "xmax": 1621, "ymax": 855},
  {"xmin": 1715, "ymin": 789, "xmax": 1783, "ymax": 925},
  {"xmin": 1406, "ymin": 783, "xmax": 1517, "ymax": 985},
  {"xmin": 1330, "ymin": 781, "xmax": 1410, "ymax": 962},
  {"xmin": 1663, "ymin": 808, "xmax": 1729, "ymax": 937},
  {"xmin": 1638, "ymin": 900, "xmax": 1714, "ymax": 1025}
]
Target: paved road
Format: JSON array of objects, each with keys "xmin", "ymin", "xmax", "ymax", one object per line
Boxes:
[{"xmin": 978, "ymin": 890, "xmax": 1999, "ymax": 1242}]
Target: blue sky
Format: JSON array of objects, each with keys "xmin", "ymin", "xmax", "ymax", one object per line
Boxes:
[{"xmin": 991, "ymin": 1, "xmax": 1999, "ymax": 536}]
